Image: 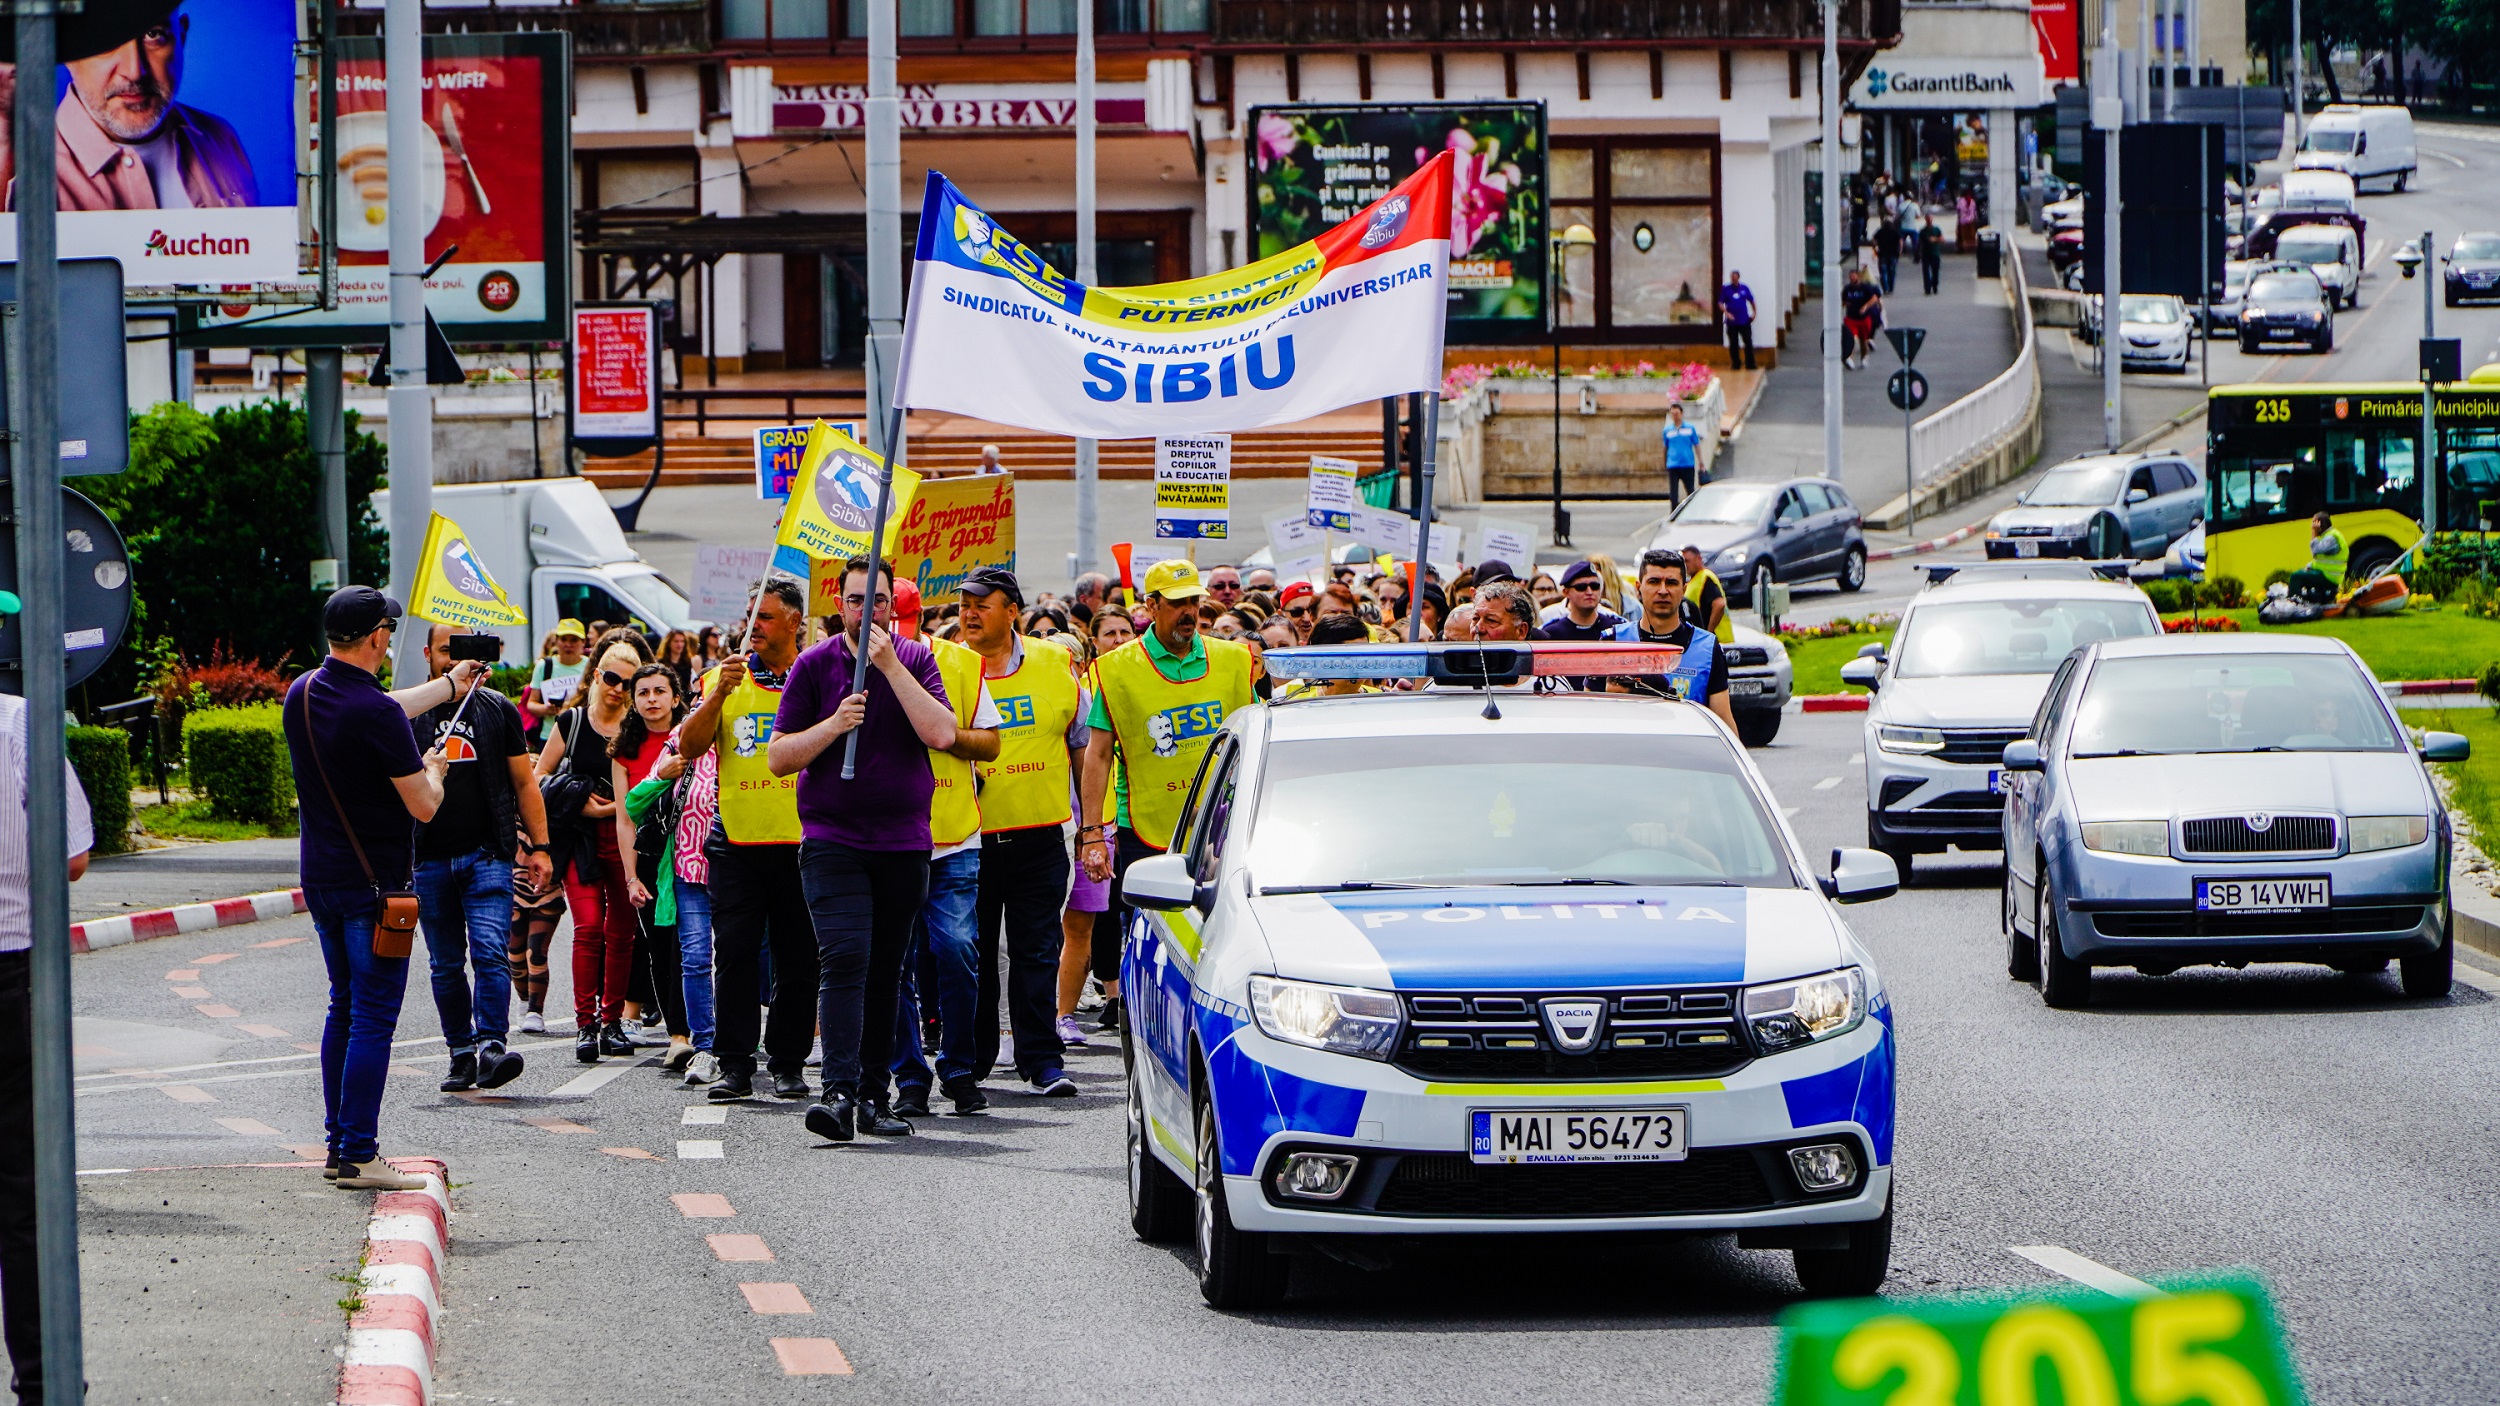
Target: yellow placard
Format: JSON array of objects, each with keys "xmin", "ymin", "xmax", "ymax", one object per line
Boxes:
[{"xmin": 811, "ymin": 473, "xmax": 1017, "ymax": 613}]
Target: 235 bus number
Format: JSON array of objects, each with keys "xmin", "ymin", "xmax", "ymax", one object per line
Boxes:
[{"xmin": 2249, "ymin": 398, "xmax": 2293, "ymax": 425}]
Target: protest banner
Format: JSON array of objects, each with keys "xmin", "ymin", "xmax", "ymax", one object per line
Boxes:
[
  {"xmin": 692, "ymin": 545, "xmax": 775, "ymax": 624},
  {"xmin": 812, "ymin": 474, "xmax": 1016, "ymax": 612},
  {"xmin": 1155, "ymin": 435, "xmax": 1232, "ymax": 541},
  {"xmin": 895, "ymin": 155, "xmax": 1453, "ymax": 439},
  {"xmin": 771, "ymin": 421, "xmax": 921, "ymax": 578},
  {"xmin": 1265, "ymin": 510, "xmax": 1326, "ymax": 578},
  {"xmin": 756, "ymin": 422, "xmax": 861, "ymax": 501},
  {"xmin": 1349, "ymin": 505, "xmax": 1455, "ymax": 570},
  {"xmin": 1306, "ymin": 455, "xmax": 1359, "ymax": 531},
  {"xmin": 1474, "ymin": 517, "xmax": 1537, "ymax": 570},
  {"xmin": 410, "ymin": 514, "xmax": 528, "ymax": 632}
]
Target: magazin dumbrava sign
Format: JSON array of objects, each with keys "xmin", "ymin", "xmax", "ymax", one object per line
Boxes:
[{"xmin": 1852, "ymin": 58, "xmax": 2046, "ymax": 109}]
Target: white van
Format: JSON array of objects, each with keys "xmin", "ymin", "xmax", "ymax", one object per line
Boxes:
[
  {"xmin": 2296, "ymin": 105, "xmax": 2417, "ymax": 191},
  {"xmin": 2277, "ymin": 169, "xmax": 2358, "ymax": 215},
  {"xmin": 2271, "ymin": 225, "xmax": 2363, "ymax": 309}
]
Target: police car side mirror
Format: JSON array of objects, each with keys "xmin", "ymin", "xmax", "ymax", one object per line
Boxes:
[
  {"xmin": 1838, "ymin": 656, "xmax": 1882, "ymax": 690},
  {"xmin": 1822, "ymin": 848, "xmax": 1899, "ymax": 903},
  {"xmin": 1122, "ymin": 852, "xmax": 1203, "ymax": 912},
  {"xmin": 2001, "ymin": 739, "xmax": 2045, "ymax": 772},
  {"xmin": 2420, "ymin": 731, "xmax": 2471, "ymax": 763}
]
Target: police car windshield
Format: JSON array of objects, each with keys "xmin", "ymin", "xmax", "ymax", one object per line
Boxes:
[
  {"xmin": 1893, "ymin": 598, "xmax": 2159, "ymax": 678},
  {"xmin": 2068, "ymin": 654, "xmax": 2401, "ymax": 755},
  {"xmin": 1247, "ymin": 734, "xmax": 1797, "ymax": 890}
]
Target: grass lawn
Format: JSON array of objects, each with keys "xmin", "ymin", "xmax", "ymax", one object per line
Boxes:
[
  {"xmin": 2211, "ymin": 606, "xmax": 2500, "ymax": 682},
  {"xmin": 1787, "ymin": 630, "xmax": 1894, "ymax": 696},
  {"xmin": 2403, "ymin": 707, "xmax": 2500, "ymax": 849},
  {"xmin": 135, "ymin": 799, "xmax": 295, "ymax": 844}
]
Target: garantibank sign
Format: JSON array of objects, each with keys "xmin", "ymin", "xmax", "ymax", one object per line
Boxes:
[{"xmin": 1852, "ymin": 57, "xmax": 2047, "ymax": 109}]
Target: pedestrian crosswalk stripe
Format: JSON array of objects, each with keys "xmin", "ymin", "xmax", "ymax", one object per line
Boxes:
[
  {"xmin": 2009, "ymin": 1244, "xmax": 2159, "ymax": 1298},
  {"xmin": 677, "ymin": 1140, "xmax": 725, "ymax": 1159}
]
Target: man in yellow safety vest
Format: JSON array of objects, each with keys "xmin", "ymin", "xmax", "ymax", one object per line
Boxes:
[{"xmin": 1080, "ymin": 559, "xmax": 1255, "ymax": 1031}]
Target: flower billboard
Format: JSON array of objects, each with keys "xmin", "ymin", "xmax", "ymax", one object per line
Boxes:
[{"xmin": 1247, "ymin": 102, "xmax": 1546, "ymax": 337}]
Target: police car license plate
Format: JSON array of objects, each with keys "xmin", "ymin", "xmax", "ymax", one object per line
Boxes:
[
  {"xmin": 1730, "ymin": 677, "xmax": 1765, "ymax": 697},
  {"xmin": 1470, "ymin": 1107, "xmax": 1688, "ymax": 1164},
  {"xmin": 2014, "ymin": 540, "xmax": 2040, "ymax": 557},
  {"xmin": 2195, "ymin": 876, "xmax": 2330, "ymax": 913}
]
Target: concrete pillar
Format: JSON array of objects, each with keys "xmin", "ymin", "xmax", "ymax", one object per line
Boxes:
[
  {"xmin": 1987, "ymin": 107, "xmax": 2016, "ymax": 238},
  {"xmin": 699, "ymin": 145, "xmax": 747, "ymax": 375}
]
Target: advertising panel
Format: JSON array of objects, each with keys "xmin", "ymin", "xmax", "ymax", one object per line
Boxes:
[
  {"xmin": 1248, "ymin": 102, "xmax": 1546, "ymax": 336},
  {"xmin": 571, "ymin": 305, "xmax": 656, "ymax": 440},
  {"xmin": 0, "ymin": 0, "xmax": 303, "ymax": 284},
  {"xmin": 755, "ymin": 421, "xmax": 861, "ymax": 501},
  {"xmin": 187, "ymin": 30, "xmax": 569, "ymax": 347}
]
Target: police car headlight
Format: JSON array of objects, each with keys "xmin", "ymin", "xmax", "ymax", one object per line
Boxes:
[
  {"xmin": 1876, "ymin": 725, "xmax": 1945, "ymax": 755},
  {"xmin": 2347, "ymin": 815, "xmax": 2428, "ymax": 852},
  {"xmin": 1248, "ymin": 976, "xmax": 1403, "ymax": 1059},
  {"xmin": 1742, "ymin": 968, "xmax": 1866, "ymax": 1053}
]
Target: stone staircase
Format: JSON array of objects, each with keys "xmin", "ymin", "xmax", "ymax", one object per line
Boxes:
[{"xmin": 582, "ymin": 428, "xmax": 1390, "ymax": 487}]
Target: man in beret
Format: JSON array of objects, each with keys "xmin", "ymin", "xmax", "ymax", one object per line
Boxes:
[{"xmin": 1, "ymin": 0, "xmax": 260, "ymax": 212}]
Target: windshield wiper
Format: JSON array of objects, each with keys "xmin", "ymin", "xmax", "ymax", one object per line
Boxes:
[
  {"xmin": 2071, "ymin": 748, "xmax": 2165, "ymax": 758},
  {"xmin": 1258, "ymin": 881, "xmax": 1438, "ymax": 895}
]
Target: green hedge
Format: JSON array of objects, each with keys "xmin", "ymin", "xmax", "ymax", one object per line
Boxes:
[
  {"xmin": 66, "ymin": 726, "xmax": 132, "ymax": 856},
  {"xmin": 184, "ymin": 703, "xmax": 295, "ymax": 824}
]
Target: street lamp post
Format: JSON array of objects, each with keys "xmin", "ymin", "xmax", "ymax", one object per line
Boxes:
[{"xmin": 2397, "ymin": 232, "xmax": 2454, "ymax": 547}]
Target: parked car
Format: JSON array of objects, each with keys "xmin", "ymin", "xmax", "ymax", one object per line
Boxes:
[
  {"xmin": 2203, "ymin": 260, "xmax": 2254, "ymax": 332},
  {"xmin": 1843, "ymin": 574, "xmax": 2162, "ymax": 877},
  {"xmin": 2445, "ymin": 231, "xmax": 2500, "ymax": 307},
  {"xmin": 2001, "ymin": 635, "xmax": 2466, "ymax": 1007},
  {"xmin": 2272, "ymin": 224, "xmax": 2362, "ymax": 309},
  {"xmin": 1647, "ymin": 478, "xmax": 1868, "ymax": 609},
  {"xmin": 1723, "ymin": 624, "xmax": 1794, "ymax": 748},
  {"xmin": 2238, "ymin": 266, "xmax": 2336, "ymax": 353},
  {"xmin": 2110, "ymin": 294, "xmax": 2192, "ymax": 373},
  {"xmin": 1983, "ymin": 453, "xmax": 2204, "ymax": 561},
  {"xmin": 2294, "ymin": 104, "xmax": 2418, "ymax": 192}
]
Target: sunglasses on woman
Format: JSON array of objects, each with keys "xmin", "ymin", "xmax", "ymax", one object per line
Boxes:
[{"xmin": 599, "ymin": 670, "xmax": 630, "ymax": 688}]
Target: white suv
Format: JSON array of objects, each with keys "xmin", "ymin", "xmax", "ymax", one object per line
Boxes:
[{"xmin": 1841, "ymin": 570, "xmax": 2163, "ymax": 878}]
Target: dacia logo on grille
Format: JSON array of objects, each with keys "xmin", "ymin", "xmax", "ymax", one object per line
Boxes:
[
  {"xmin": 1540, "ymin": 999, "xmax": 1606, "ymax": 1054},
  {"xmin": 2247, "ymin": 813, "xmax": 2274, "ymax": 833}
]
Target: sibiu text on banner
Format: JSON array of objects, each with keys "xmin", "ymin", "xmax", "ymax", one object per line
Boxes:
[
  {"xmin": 895, "ymin": 153, "xmax": 1454, "ymax": 439},
  {"xmin": 772, "ymin": 420, "xmax": 923, "ymax": 578},
  {"xmin": 412, "ymin": 513, "xmax": 530, "ymax": 632}
]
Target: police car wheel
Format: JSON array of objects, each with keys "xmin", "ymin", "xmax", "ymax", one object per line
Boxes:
[
  {"xmin": 2036, "ymin": 867, "xmax": 2093, "ymax": 1008},
  {"xmin": 1125, "ymin": 1043, "xmax": 1190, "ymax": 1244},
  {"xmin": 1193, "ymin": 1092, "xmax": 1290, "ymax": 1310},
  {"xmin": 1792, "ymin": 1196, "xmax": 1892, "ymax": 1298},
  {"xmin": 2004, "ymin": 868, "xmax": 2040, "ymax": 982}
]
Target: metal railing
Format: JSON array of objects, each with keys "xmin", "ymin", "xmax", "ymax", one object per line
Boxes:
[
  {"xmin": 1210, "ymin": 0, "xmax": 1889, "ymax": 44},
  {"xmin": 662, "ymin": 387, "xmax": 872, "ymax": 437},
  {"xmin": 1909, "ymin": 237, "xmax": 2037, "ymax": 487}
]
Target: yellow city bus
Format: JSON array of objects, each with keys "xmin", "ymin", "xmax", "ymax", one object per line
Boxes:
[{"xmin": 2205, "ymin": 373, "xmax": 2500, "ymax": 588}]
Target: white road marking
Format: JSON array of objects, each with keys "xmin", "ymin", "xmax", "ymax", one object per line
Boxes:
[
  {"xmin": 2427, "ymin": 148, "xmax": 2469, "ymax": 168},
  {"xmin": 676, "ymin": 1140, "xmax": 725, "ymax": 1160},
  {"xmin": 2009, "ymin": 1245, "xmax": 2159, "ymax": 1298},
  {"xmin": 76, "ymin": 1034, "xmax": 575, "ymax": 1085},
  {"xmin": 549, "ymin": 1060, "xmax": 651, "ymax": 1099},
  {"xmin": 2365, "ymin": 239, "xmax": 2385, "ymax": 268},
  {"xmin": 1814, "ymin": 776, "xmax": 1842, "ymax": 790},
  {"xmin": 682, "ymin": 1105, "xmax": 729, "ymax": 1125},
  {"xmin": 1848, "ymin": 752, "xmax": 1864, "ymax": 764},
  {"xmin": 1783, "ymin": 806, "xmax": 1802, "ymax": 817}
]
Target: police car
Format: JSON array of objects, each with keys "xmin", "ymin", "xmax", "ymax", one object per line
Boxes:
[{"xmin": 1115, "ymin": 642, "xmax": 1902, "ymax": 1309}]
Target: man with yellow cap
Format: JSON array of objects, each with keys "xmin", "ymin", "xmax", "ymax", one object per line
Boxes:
[{"xmin": 1080, "ymin": 559, "xmax": 1255, "ymax": 1030}]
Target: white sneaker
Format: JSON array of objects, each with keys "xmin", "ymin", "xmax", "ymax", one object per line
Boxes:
[
  {"xmin": 520, "ymin": 1011, "xmax": 547, "ymax": 1035},
  {"xmin": 625, "ymin": 1019, "xmax": 670, "ymax": 1048},
  {"xmin": 682, "ymin": 1052, "xmax": 721, "ymax": 1086}
]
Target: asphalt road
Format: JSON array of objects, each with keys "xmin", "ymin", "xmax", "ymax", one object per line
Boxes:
[{"xmin": 59, "ymin": 704, "xmax": 2500, "ymax": 1404}]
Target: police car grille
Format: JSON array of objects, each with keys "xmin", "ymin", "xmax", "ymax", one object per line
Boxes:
[
  {"xmin": 1394, "ymin": 989, "xmax": 1753, "ymax": 1080},
  {"xmin": 1375, "ymin": 1149, "xmax": 1777, "ymax": 1217},
  {"xmin": 1937, "ymin": 729, "xmax": 2027, "ymax": 765},
  {"xmin": 2180, "ymin": 815, "xmax": 2336, "ymax": 853}
]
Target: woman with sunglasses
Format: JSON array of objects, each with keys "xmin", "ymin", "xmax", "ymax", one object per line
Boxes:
[{"xmin": 536, "ymin": 634, "xmax": 650, "ymax": 1061}]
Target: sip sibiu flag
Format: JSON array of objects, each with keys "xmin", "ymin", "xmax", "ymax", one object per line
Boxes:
[
  {"xmin": 771, "ymin": 420, "xmax": 922, "ymax": 578},
  {"xmin": 896, "ymin": 152, "xmax": 1454, "ymax": 438},
  {"xmin": 412, "ymin": 513, "xmax": 529, "ymax": 632}
]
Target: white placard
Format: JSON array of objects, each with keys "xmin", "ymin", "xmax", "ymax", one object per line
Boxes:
[
  {"xmin": 1348, "ymin": 506, "xmax": 1456, "ymax": 571},
  {"xmin": 692, "ymin": 544, "xmax": 775, "ymax": 624},
  {"xmin": 1265, "ymin": 510, "xmax": 1326, "ymax": 578},
  {"xmin": 1306, "ymin": 455, "xmax": 1361, "ymax": 531},
  {"xmin": 1473, "ymin": 517, "xmax": 1537, "ymax": 570},
  {"xmin": 1155, "ymin": 435, "xmax": 1232, "ymax": 541}
]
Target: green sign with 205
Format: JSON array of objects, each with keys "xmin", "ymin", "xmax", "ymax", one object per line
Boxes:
[{"xmin": 1776, "ymin": 1276, "xmax": 2305, "ymax": 1406}]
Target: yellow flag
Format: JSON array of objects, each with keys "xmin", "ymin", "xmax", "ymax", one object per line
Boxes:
[
  {"xmin": 772, "ymin": 420, "xmax": 921, "ymax": 571},
  {"xmin": 412, "ymin": 512, "xmax": 529, "ymax": 631}
]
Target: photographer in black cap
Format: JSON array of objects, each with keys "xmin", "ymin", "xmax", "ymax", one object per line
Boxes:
[{"xmin": 280, "ymin": 587, "xmax": 487, "ymax": 1192}]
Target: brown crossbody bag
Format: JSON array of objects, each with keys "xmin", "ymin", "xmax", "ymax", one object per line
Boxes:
[{"xmin": 295, "ymin": 678, "xmax": 421, "ymax": 958}]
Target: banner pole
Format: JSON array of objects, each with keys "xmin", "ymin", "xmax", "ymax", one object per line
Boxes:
[
  {"xmin": 840, "ymin": 401, "xmax": 909, "ymax": 782},
  {"xmin": 1407, "ymin": 393, "xmax": 1441, "ymax": 643}
]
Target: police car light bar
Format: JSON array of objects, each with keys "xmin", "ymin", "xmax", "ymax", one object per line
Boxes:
[{"xmin": 1262, "ymin": 642, "xmax": 1682, "ymax": 685}]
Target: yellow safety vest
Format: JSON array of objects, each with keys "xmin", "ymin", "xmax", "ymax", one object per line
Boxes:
[
  {"xmin": 1694, "ymin": 566, "xmax": 1734, "ymax": 643},
  {"xmin": 1094, "ymin": 636, "xmax": 1255, "ymax": 851},
  {"xmin": 928, "ymin": 638, "xmax": 986, "ymax": 848},
  {"xmin": 979, "ymin": 636, "xmax": 1081, "ymax": 833},
  {"xmin": 704, "ymin": 665, "xmax": 802, "ymax": 845}
]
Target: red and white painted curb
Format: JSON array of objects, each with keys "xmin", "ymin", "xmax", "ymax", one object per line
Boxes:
[
  {"xmin": 338, "ymin": 1157, "xmax": 450, "ymax": 1406},
  {"xmin": 1799, "ymin": 694, "xmax": 1872, "ymax": 713},
  {"xmin": 71, "ymin": 887, "xmax": 303, "ymax": 954},
  {"xmin": 2393, "ymin": 678, "xmax": 2477, "ymax": 696},
  {"xmin": 1867, "ymin": 521, "xmax": 1986, "ymax": 562}
]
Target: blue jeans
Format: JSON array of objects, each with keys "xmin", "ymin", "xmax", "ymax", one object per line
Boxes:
[
  {"xmin": 306, "ymin": 883, "xmax": 410, "ymax": 1165},
  {"xmin": 675, "ymin": 879, "xmax": 717, "ymax": 1052},
  {"xmin": 414, "ymin": 851, "xmax": 514, "ymax": 1057},
  {"xmin": 892, "ymin": 849, "xmax": 980, "ymax": 1090}
]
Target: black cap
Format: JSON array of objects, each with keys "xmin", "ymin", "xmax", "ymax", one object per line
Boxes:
[
  {"xmin": 960, "ymin": 565, "xmax": 1024, "ymax": 607},
  {"xmin": 1558, "ymin": 559, "xmax": 1601, "ymax": 587},
  {"xmin": 1474, "ymin": 558, "xmax": 1519, "ymax": 586},
  {"xmin": 323, "ymin": 586, "xmax": 403, "ymax": 641}
]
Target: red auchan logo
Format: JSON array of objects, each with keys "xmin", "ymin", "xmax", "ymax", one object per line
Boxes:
[{"xmin": 143, "ymin": 229, "xmax": 251, "ymax": 258}]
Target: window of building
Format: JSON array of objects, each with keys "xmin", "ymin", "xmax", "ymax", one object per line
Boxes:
[{"xmin": 1550, "ymin": 137, "xmax": 1719, "ymax": 341}]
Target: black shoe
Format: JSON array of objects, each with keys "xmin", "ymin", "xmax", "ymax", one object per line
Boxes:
[
  {"xmin": 1024, "ymin": 1070, "xmax": 1078, "ymax": 1098},
  {"xmin": 439, "ymin": 1053, "xmax": 477, "ymax": 1093},
  {"xmin": 804, "ymin": 1093, "xmax": 857, "ymax": 1143},
  {"xmin": 862, "ymin": 1100, "xmax": 913, "ymax": 1137},
  {"xmin": 575, "ymin": 1029, "xmax": 601, "ymax": 1063},
  {"xmin": 1096, "ymin": 996, "xmax": 1123, "ymax": 1033},
  {"xmin": 892, "ymin": 1086, "xmax": 933, "ymax": 1119},
  {"xmin": 941, "ymin": 1077, "xmax": 990, "ymax": 1116},
  {"xmin": 770, "ymin": 1071, "xmax": 810, "ymax": 1100},
  {"xmin": 707, "ymin": 1068, "xmax": 755, "ymax": 1102},
  {"xmin": 599, "ymin": 1023, "xmax": 636, "ymax": 1058},
  {"xmin": 476, "ymin": 1043, "xmax": 525, "ymax": 1090}
]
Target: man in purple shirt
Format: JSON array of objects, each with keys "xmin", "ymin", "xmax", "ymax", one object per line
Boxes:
[
  {"xmin": 769, "ymin": 556, "xmax": 962, "ymax": 1144},
  {"xmin": 1718, "ymin": 270, "xmax": 1758, "ymax": 370}
]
